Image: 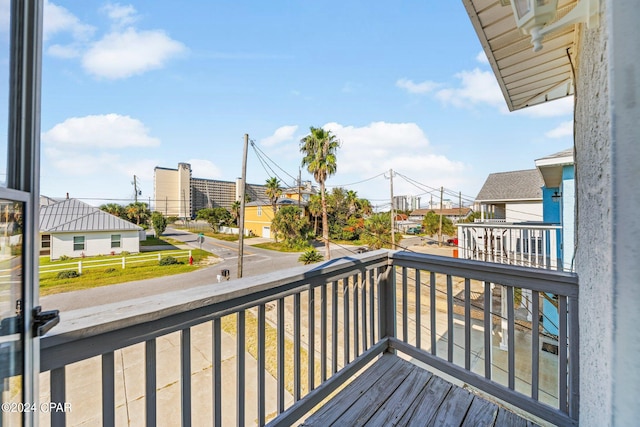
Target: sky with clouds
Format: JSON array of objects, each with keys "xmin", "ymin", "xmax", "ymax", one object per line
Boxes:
[{"xmin": 0, "ymin": 0, "xmax": 573, "ymax": 210}]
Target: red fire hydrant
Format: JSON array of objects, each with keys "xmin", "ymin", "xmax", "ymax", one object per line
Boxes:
[{"xmin": 189, "ymin": 255, "xmax": 193, "ymax": 265}]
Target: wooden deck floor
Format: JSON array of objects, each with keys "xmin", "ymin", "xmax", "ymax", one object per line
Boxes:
[{"xmin": 300, "ymin": 354, "xmax": 538, "ymax": 427}]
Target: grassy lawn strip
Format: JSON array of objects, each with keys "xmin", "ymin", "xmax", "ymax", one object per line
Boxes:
[
  {"xmin": 251, "ymin": 242, "xmax": 307, "ymax": 253},
  {"xmin": 39, "ymin": 249, "xmax": 214, "ymax": 296},
  {"xmin": 140, "ymin": 235, "xmax": 185, "ymax": 246},
  {"xmin": 221, "ymin": 310, "xmax": 322, "ymax": 399}
]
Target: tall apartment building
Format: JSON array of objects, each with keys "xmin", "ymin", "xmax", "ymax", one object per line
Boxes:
[
  {"xmin": 393, "ymin": 195, "xmax": 421, "ymax": 211},
  {"xmin": 153, "ymin": 163, "xmax": 268, "ymax": 218}
]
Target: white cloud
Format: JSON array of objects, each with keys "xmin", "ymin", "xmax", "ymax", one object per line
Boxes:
[
  {"xmin": 435, "ymin": 68, "xmax": 505, "ymax": 108},
  {"xmin": 101, "ymin": 3, "xmax": 138, "ymax": 28},
  {"xmin": 42, "ymin": 114, "xmax": 160, "ymax": 148},
  {"xmin": 514, "ymin": 96, "xmax": 574, "ymax": 118},
  {"xmin": 82, "ymin": 28, "xmax": 186, "ymax": 79},
  {"xmin": 47, "ymin": 44, "xmax": 81, "ymax": 59},
  {"xmin": 43, "ymin": 0, "xmax": 95, "ymax": 41},
  {"xmin": 187, "ymin": 159, "xmax": 222, "ymax": 180},
  {"xmin": 0, "ymin": 0, "xmax": 10, "ymax": 33},
  {"xmin": 476, "ymin": 50, "xmax": 489, "ymax": 65},
  {"xmin": 322, "ymin": 121, "xmax": 464, "ymax": 176},
  {"xmin": 545, "ymin": 120, "xmax": 573, "ymax": 138},
  {"xmin": 396, "ymin": 78, "xmax": 439, "ymax": 94},
  {"xmin": 261, "ymin": 125, "xmax": 298, "ymax": 147}
]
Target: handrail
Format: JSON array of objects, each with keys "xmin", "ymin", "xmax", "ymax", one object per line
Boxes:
[
  {"xmin": 40, "ymin": 250, "xmax": 390, "ymax": 371},
  {"xmin": 38, "ymin": 249, "xmax": 579, "ymax": 426}
]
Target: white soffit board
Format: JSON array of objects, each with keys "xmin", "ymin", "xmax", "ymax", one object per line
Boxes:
[{"xmin": 462, "ymin": 0, "xmax": 579, "ymax": 111}]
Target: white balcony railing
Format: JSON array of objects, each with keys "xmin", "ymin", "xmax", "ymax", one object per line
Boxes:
[
  {"xmin": 457, "ymin": 222, "xmax": 564, "ymax": 270},
  {"xmin": 38, "ymin": 250, "xmax": 579, "ymax": 426}
]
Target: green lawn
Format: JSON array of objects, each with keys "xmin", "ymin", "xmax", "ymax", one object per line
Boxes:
[{"xmin": 39, "ymin": 248, "xmax": 215, "ymax": 296}]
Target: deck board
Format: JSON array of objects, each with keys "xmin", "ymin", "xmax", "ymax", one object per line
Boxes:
[
  {"xmin": 299, "ymin": 354, "xmax": 538, "ymax": 427},
  {"xmin": 362, "ymin": 368, "xmax": 433, "ymax": 426}
]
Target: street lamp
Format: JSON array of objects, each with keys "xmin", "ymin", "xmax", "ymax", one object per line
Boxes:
[{"xmin": 502, "ymin": 0, "xmax": 600, "ymax": 52}]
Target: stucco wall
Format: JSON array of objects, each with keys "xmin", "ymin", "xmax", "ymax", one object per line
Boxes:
[
  {"xmin": 51, "ymin": 231, "xmax": 140, "ymax": 260},
  {"xmin": 575, "ymin": 1, "xmax": 612, "ymax": 424}
]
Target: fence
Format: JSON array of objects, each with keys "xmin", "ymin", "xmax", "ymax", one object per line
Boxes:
[{"xmin": 38, "ymin": 250, "xmax": 193, "ymax": 275}]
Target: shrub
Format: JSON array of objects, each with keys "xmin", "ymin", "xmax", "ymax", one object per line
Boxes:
[
  {"xmin": 57, "ymin": 270, "xmax": 79, "ymax": 279},
  {"xmin": 121, "ymin": 251, "xmax": 130, "ymax": 256},
  {"xmin": 104, "ymin": 268, "xmax": 117, "ymax": 273},
  {"xmin": 59, "ymin": 255, "xmax": 70, "ymax": 261},
  {"xmin": 159, "ymin": 256, "xmax": 181, "ymax": 266},
  {"xmin": 298, "ymin": 248, "xmax": 324, "ymax": 265}
]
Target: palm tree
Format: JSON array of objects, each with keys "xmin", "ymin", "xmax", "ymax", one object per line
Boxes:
[
  {"xmin": 346, "ymin": 190, "xmax": 359, "ymax": 218},
  {"xmin": 265, "ymin": 177, "xmax": 282, "ymax": 215},
  {"xmin": 100, "ymin": 203, "xmax": 124, "ymax": 218},
  {"xmin": 308, "ymin": 194, "xmax": 322, "ymax": 235},
  {"xmin": 125, "ymin": 202, "xmax": 150, "ymax": 225},
  {"xmin": 265, "ymin": 177, "xmax": 283, "ymax": 242},
  {"xmin": 230, "ymin": 200, "xmax": 241, "ymax": 226},
  {"xmin": 300, "ymin": 127, "xmax": 340, "ymax": 260}
]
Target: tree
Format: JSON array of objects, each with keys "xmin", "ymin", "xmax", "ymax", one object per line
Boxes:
[
  {"xmin": 300, "ymin": 127, "xmax": 340, "ymax": 260},
  {"xmin": 307, "ymin": 194, "xmax": 322, "ymax": 235},
  {"xmin": 361, "ymin": 212, "xmax": 396, "ymax": 250},
  {"xmin": 124, "ymin": 202, "xmax": 150, "ymax": 226},
  {"xmin": 271, "ymin": 205, "xmax": 311, "ymax": 249},
  {"xmin": 196, "ymin": 207, "xmax": 232, "ymax": 231},
  {"xmin": 151, "ymin": 212, "xmax": 168, "ymax": 236},
  {"xmin": 421, "ymin": 211, "xmax": 455, "ymax": 237},
  {"xmin": 265, "ymin": 177, "xmax": 282, "ymax": 242},
  {"xmin": 100, "ymin": 203, "xmax": 125, "ymax": 218},
  {"xmin": 230, "ymin": 200, "xmax": 241, "ymax": 226}
]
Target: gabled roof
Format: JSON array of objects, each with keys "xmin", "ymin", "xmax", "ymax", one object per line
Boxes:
[
  {"xmin": 476, "ymin": 169, "xmax": 544, "ymax": 202},
  {"xmin": 40, "ymin": 199, "xmax": 142, "ymax": 233},
  {"xmin": 535, "ymin": 148, "xmax": 574, "ymax": 187},
  {"xmin": 462, "ymin": 0, "xmax": 580, "ymax": 111}
]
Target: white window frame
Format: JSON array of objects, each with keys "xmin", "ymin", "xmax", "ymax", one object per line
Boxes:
[{"xmin": 73, "ymin": 236, "xmax": 85, "ymax": 251}]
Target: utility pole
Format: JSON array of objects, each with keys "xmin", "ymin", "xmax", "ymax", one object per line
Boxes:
[
  {"xmin": 387, "ymin": 168, "xmax": 396, "ymax": 249},
  {"xmin": 133, "ymin": 175, "xmax": 139, "ymax": 202},
  {"xmin": 459, "ymin": 191, "xmax": 462, "ymax": 222},
  {"xmin": 438, "ymin": 186, "xmax": 444, "ymax": 247},
  {"xmin": 297, "ymin": 168, "xmax": 301, "ymax": 210},
  {"xmin": 237, "ymin": 134, "xmax": 249, "ymax": 278}
]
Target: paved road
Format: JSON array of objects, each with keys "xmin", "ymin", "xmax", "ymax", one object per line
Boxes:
[{"xmin": 40, "ymin": 228, "xmax": 361, "ymax": 312}]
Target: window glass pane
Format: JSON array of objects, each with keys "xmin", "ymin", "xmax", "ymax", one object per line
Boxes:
[
  {"xmin": 0, "ymin": 199, "xmax": 24, "ymax": 425},
  {"xmin": 73, "ymin": 236, "xmax": 84, "ymax": 251},
  {"xmin": 111, "ymin": 234, "xmax": 121, "ymax": 248},
  {"xmin": 0, "ymin": 2, "xmax": 9, "ymax": 187}
]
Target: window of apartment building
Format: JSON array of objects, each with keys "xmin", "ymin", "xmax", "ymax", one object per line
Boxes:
[
  {"xmin": 257, "ymin": 206, "xmax": 262, "ymax": 216},
  {"xmin": 111, "ymin": 234, "xmax": 121, "ymax": 248},
  {"xmin": 73, "ymin": 236, "xmax": 85, "ymax": 251},
  {"xmin": 41, "ymin": 234, "xmax": 51, "ymax": 249}
]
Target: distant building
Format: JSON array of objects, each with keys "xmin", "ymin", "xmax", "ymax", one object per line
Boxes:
[
  {"xmin": 153, "ymin": 163, "xmax": 269, "ymax": 218},
  {"xmin": 393, "ymin": 195, "xmax": 421, "ymax": 211}
]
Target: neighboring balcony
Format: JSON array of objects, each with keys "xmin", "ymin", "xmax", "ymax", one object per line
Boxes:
[
  {"xmin": 457, "ymin": 222, "xmax": 564, "ymax": 271},
  {"xmin": 38, "ymin": 250, "xmax": 578, "ymax": 426}
]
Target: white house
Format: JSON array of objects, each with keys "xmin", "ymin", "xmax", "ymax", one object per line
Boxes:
[
  {"xmin": 39, "ymin": 198, "xmax": 142, "ymax": 260},
  {"xmin": 474, "ymin": 169, "xmax": 544, "ymax": 223}
]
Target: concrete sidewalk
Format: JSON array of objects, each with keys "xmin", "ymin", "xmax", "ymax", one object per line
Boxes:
[{"xmin": 38, "ymin": 323, "xmax": 293, "ymax": 426}]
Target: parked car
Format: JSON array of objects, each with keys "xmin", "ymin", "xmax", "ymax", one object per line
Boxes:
[
  {"xmin": 355, "ymin": 246, "xmax": 369, "ymax": 254},
  {"xmin": 446, "ymin": 237, "xmax": 459, "ymax": 246},
  {"xmin": 407, "ymin": 227, "xmax": 423, "ymax": 235}
]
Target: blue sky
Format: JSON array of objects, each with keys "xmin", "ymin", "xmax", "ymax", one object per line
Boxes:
[{"xmin": 1, "ymin": 1, "xmax": 573, "ymax": 209}]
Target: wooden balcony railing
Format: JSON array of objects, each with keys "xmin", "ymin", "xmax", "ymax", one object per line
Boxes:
[{"xmin": 39, "ymin": 250, "xmax": 578, "ymax": 426}]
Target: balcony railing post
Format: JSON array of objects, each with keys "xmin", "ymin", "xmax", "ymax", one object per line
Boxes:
[{"xmin": 378, "ymin": 263, "xmax": 396, "ymax": 348}]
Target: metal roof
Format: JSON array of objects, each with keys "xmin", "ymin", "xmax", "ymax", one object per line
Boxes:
[
  {"xmin": 476, "ymin": 169, "xmax": 544, "ymax": 202},
  {"xmin": 462, "ymin": 0, "xmax": 580, "ymax": 111},
  {"xmin": 40, "ymin": 199, "xmax": 142, "ymax": 233}
]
